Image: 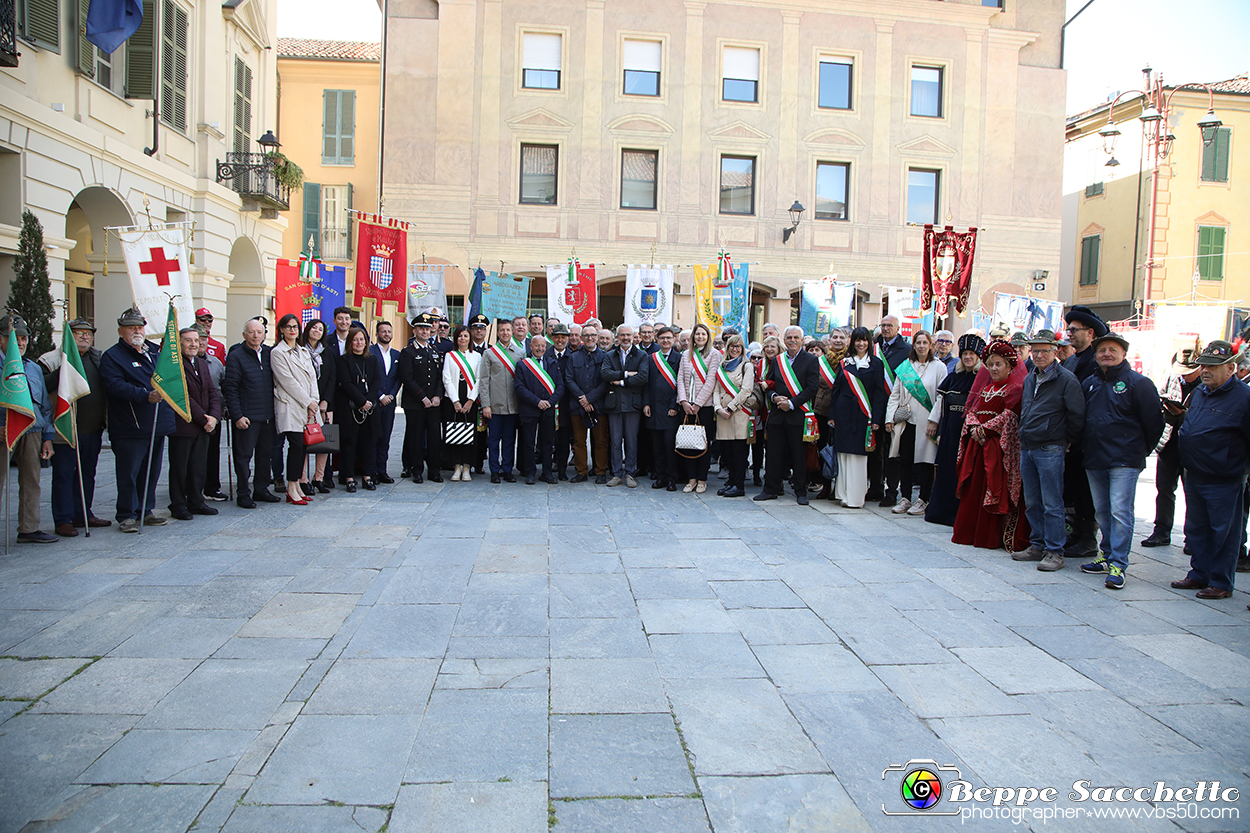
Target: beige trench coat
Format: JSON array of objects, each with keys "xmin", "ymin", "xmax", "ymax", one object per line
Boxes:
[
  {"xmin": 272, "ymin": 341, "xmax": 321, "ymax": 434},
  {"xmin": 713, "ymin": 358, "xmax": 756, "ymax": 440}
]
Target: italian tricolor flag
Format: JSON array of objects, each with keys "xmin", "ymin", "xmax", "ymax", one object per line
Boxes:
[{"xmin": 54, "ymin": 325, "xmax": 90, "ymax": 446}]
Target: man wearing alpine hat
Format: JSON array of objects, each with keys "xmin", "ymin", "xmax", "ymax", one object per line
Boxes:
[
  {"xmin": 1061, "ymin": 304, "xmax": 1109, "ymax": 562},
  {"xmin": 1142, "ymin": 343, "xmax": 1204, "ymax": 549},
  {"xmin": 1171, "ymin": 340, "xmax": 1250, "ymax": 600}
]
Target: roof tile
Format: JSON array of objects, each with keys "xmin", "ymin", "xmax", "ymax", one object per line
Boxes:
[{"xmin": 277, "ymin": 38, "xmax": 380, "ymax": 62}]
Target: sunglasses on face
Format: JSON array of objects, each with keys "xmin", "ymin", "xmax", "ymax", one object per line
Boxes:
[{"xmin": 197, "ymin": 316, "xmax": 213, "ymax": 323}]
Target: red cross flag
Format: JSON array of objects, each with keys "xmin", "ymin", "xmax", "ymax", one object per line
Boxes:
[{"xmin": 119, "ymin": 227, "xmax": 195, "ymax": 336}]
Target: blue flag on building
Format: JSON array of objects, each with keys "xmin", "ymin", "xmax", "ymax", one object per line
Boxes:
[
  {"xmin": 317, "ymin": 263, "xmax": 347, "ymax": 323},
  {"xmin": 480, "ymin": 272, "xmax": 532, "ymax": 322},
  {"xmin": 86, "ymin": 0, "xmax": 144, "ymax": 54},
  {"xmin": 466, "ymin": 267, "xmax": 485, "ymax": 324}
]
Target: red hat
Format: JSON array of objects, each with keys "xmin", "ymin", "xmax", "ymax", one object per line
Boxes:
[
  {"xmin": 195, "ymin": 308, "xmax": 213, "ymax": 318},
  {"xmin": 981, "ymin": 339, "xmax": 1018, "ymax": 368}
]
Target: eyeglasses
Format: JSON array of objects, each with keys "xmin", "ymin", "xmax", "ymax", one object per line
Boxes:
[
  {"xmin": 282, "ymin": 323, "xmax": 300, "ymax": 330},
  {"xmin": 1068, "ymin": 325, "xmax": 1089, "ymax": 333},
  {"xmin": 936, "ymin": 339, "xmax": 953, "ymax": 344},
  {"xmin": 196, "ymin": 316, "xmax": 213, "ymax": 322}
]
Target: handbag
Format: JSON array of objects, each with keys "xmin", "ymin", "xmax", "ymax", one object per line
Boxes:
[
  {"xmin": 303, "ymin": 422, "xmax": 325, "ymax": 446},
  {"xmin": 894, "ymin": 402, "xmax": 912, "ymax": 424},
  {"xmin": 443, "ymin": 417, "xmax": 475, "ymax": 446},
  {"xmin": 820, "ymin": 443, "xmax": 838, "ymax": 482},
  {"xmin": 675, "ymin": 413, "xmax": 708, "ymax": 458},
  {"xmin": 304, "ymin": 423, "xmax": 340, "ymax": 454}
]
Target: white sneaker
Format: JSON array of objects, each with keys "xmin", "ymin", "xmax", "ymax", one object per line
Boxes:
[
  {"xmin": 461, "ymin": 468, "xmax": 471, "ymax": 482},
  {"xmin": 451, "ymin": 465, "xmax": 462, "ymax": 482},
  {"xmin": 891, "ymin": 498, "xmax": 912, "ymax": 514},
  {"xmin": 907, "ymin": 499, "xmax": 927, "ymax": 516}
]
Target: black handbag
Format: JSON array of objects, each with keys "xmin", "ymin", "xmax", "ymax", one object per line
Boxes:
[{"xmin": 305, "ymin": 423, "xmax": 341, "ymax": 454}]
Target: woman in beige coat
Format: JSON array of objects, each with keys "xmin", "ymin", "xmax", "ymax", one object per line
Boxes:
[
  {"xmin": 713, "ymin": 334, "xmax": 756, "ymax": 497},
  {"xmin": 271, "ymin": 314, "xmax": 321, "ymax": 505}
]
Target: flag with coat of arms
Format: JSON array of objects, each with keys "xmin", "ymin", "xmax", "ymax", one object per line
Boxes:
[{"xmin": 354, "ymin": 215, "xmax": 408, "ymax": 303}]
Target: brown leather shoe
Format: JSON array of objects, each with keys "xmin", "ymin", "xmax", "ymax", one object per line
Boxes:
[
  {"xmin": 54, "ymin": 523, "xmax": 79, "ymax": 537},
  {"xmin": 1170, "ymin": 578, "xmax": 1208, "ymax": 590},
  {"xmin": 87, "ymin": 516, "xmax": 112, "ymax": 528},
  {"xmin": 1196, "ymin": 587, "xmax": 1233, "ymax": 600}
]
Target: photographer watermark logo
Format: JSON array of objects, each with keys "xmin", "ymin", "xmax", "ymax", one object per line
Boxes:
[{"xmin": 883, "ymin": 760, "xmax": 962, "ymax": 816}]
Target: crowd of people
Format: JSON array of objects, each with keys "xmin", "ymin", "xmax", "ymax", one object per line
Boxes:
[{"xmin": 3, "ymin": 301, "xmax": 1248, "ymax": 604}]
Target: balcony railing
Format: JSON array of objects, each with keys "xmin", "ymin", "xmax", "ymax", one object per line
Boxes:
[
  {"xmin": 1, "ymin": 0, "xmax": 18, "ymax": 68},
  {"xmin": 216, "ymin": 152, "xmax": 290, "ymax": 211}
]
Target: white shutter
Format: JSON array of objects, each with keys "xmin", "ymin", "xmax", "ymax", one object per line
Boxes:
[
  {"xmin": 523, "ymin": 33, "xmax": 562, "ymax": 71},
  {"xmin": 723, "ymin": 46, "xmax": 759, "ymax": 81},
  {"xmin": 623, "ymin": 39, "xmax": 661, "ymax": 72}
]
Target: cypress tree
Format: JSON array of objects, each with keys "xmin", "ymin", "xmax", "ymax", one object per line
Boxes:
[{"xmin": 11, "ymin": 210, "xmax": 55, "ymax": 357}]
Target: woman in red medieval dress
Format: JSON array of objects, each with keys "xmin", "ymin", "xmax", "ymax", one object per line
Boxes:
[{"xmin": 952, "ymin": 340, "xmax": 1031, "ymax": 552}]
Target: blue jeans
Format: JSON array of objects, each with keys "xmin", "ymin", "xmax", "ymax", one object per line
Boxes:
[
  {"xmin": 113, "ymin": 434, "xmax": 166, "ymax": 522},
  {"xmin": 1021, "ymin": 444, "xmax": 1067, "ymax": 552},
  {"xmin": 487, "ymin": 413, "xmax": 517, "ymax": 474},
  {"xmin": 1184, "ymin": 477, "xmax": 1245, "ymax": 592},
  {"xmin": 1086, "ymin": 467, "xmax": 1141, "ymax": 571}
]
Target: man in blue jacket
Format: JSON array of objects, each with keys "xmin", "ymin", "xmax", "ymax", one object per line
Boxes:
[
  {"xmin": 515, "ymin": 335, "xmax": 564, "ymax": 485},
  {"xmin": 100, "ymin": 308, "xmax": 176, "ymax": 532},
  {"xmin": 223, "ymin": 318, "xmax": 278, "ymax": 508},
  {"xmin": 370, "ymin": 320, "xmax": 400, "ymax": 482},
  {"xmin": 1078, "ymin": 332, "xmax": 1164, "ymax": 589},
  {"xmin": 1171, "ymin": 341, "xmax": 1250, "ymax": 600},
  {"xmin": 0, "ymin": 316, "xmax": 57, "ymax": 543}
]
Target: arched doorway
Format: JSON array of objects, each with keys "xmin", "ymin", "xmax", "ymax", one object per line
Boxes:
[
  {"xmin": 226, "ymin": 236, "xmax": 265, "ymax": 343},
  {"xmin": 64, "ymin": 186, "xmax": 134, "ymax": 327}
]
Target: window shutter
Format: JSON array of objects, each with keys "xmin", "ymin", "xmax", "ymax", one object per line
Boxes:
[
  {"xmin": 623, "ymin": 39, "xmax": 661, "ymax": 72},
  {"xmin": 173, "ymin": 4, "xmax": 188, "ymax": 130},
  {"xmin": 1199, "ymin": 226, "xmax": 1226, "ymax": 280},
  {"xmin": 24, "ymin": 0, "xmax": 60, "ymax": 51},
  {"xmin": 302, "ymin": 183, "xmax": 321, "ymax": 257},
  {"xmin": 723, "ymin": 46, "xmax": 759, "ymax": 81},
  {"xmin": 323, "ymin": 90, "xmax": 338, "ymax": 162},
  {"xmin": 345, "ymin": 183, "xmax": 353, "ymax": 258},
  {"xmin": 339, "ymin": 91, "xmax": 354, "ymax": 163},
  {"xmin": 125, "ymin": 0, "xmax": 156, "ymax": 99},
  {"xmin": 522, "ymin": 33, "xmax": 561, "ymax": 71},
  {"xmin": 76, "ymin": 0, "xmax": 95, "ymax": 77},
  {"xmin": 1215, "ymin": 129, "xmax": 1230, "ymax": 182}
]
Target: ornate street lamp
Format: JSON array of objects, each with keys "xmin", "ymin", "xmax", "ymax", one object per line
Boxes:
[{"xmin": 782, "ymin": 200, "xmax": 805, "ymax": 244}]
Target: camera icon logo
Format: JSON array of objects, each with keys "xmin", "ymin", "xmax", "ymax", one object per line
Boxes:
[{"xmin": 882, "ymin": 759, "xmax": 962, "ymax": 816}]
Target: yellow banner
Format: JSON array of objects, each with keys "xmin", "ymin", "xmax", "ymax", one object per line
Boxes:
[{"xmin": 693, "ymin": 263, "xmax": 724, "ymax": 340}]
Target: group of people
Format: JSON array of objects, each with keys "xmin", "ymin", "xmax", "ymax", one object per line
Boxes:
[{"xmin": 3, "ymin": 301, "xmax": 1248, "ymax": 606}]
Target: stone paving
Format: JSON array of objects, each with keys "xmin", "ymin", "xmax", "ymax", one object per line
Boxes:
[{"xmin": 0, "ymin": 430, "xmax": 1248, "ymax": 832}]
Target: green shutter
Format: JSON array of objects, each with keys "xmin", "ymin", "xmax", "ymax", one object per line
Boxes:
[
  {"xmin": 1202, "ymin": 128, "xmax": 1231, "ymax": 183},
  {"xmin": 302, "ymin": 183, "xmax": 321, "ymax": 257},
  {"xmin": 159, "ymin": 0, "xmax": 188, "ymax": 131},
  {"xmin": 345, "ymin": 183, "xmax": 353, "ymax": 258},
  {"xmin": 1198, "ymin": 226, "xmax": 1226, "ymax": 281},
  {"xmin": 1079, "ymin": 235, "xmax": 1100, "ymax": 286},
  {"xmin": 23, "ymin": 0, "xmax": 60, "ymax": 51},
  {"xmin": 75, "ymin": 0, "xmax": 95, "ymax": 77},
  {"xmin": 340, "ymin": 91, "xmax": 355, "ymax": 164},
  {"xmin": 125, "ymin": 0, "xmax": 156, "ymax": 99},
  {"xmin": 323, "ymin": 91, "xmax": 338, "ymax": 163},
  {"xmin": 233, "ymin": 57, "xmax": 252, "ymax": 153}
]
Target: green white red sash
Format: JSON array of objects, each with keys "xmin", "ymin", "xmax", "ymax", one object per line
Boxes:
[
  {"xmin": 716, "ymin": 366, "xmax": 741, "ymax": 399},
  {"xmin": 875, "ymin": 343, "xmax": 896, "ymax": 394},
  {"xmin": 523, "ymin": 357, "xmax": 556, "ymax": 395},
  {"xmin": 894, "ymin": 359, "xmax": 934, "ymax": 412},
  {"xmin": 653, "ymin": 351, "xmax": 676, "ymax": 390},
  {"xmin": 691, "ymin": 349, "xmax": 709, "ymax": 385},
  {"xmin": 449, "ymin": 351, "xmax": 476, "ymax": 388},
  {"xmin": 844, "ymin": 365, "xmax": 877, "ymax": 451},
  {"xmin": 488, "ymin": 344, "xmax": 517, "ymax": 377},
  {"xmin": 817, "ymin": 354, "xmax": 839, "ymax": 387},
  {"xmin": 777, "ymin": 352, "xmax": 819, "ymax": 440}
]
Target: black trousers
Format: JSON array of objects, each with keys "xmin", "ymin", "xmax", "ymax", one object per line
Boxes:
[
  {"xmin": 680, "ymin": 406, "xmax": 716, "ymax": 482},
  {"xmin": 651, "ymin": 427, "xmax": 678, "ymax": 484},
  {"xmin": 1065, "ymin": 446, "xmax": 1095, "ymax": 524},
  {"xmin": 168, "ymin": 433, "xmax": 210, "ymax": 513},
  {"xmin": 637, "ymin": 425, "xmax": 652, "ymax": 476},
  {"xmin": 765, "ymin": 422, "xmax": 807, "ymax": 497},
  {"xmin": 1152, "ymin": 440, "xmax": 1183, "ymax": 536},
  {"xmin": 340, "ymin": 412, "xmax": 376, "ymax": 480},
  {"xmin": 868, "ymin": 441, "xmax": 900, "ymax": 497},
  {"xmin": 403, "ymin": 404, "xmax": 441, "ymax": 476},
  {"xmin": 750, "ymin": 433, "xmax": 765, "ymax": 479},
  {"xmin": 373, "ymin": 403, "xmax": 396, "ymax": 474},
  {"xmin": 232, "ymin": 419, "xmax": 275, "ymax": 496},
  {"xmin": 205, "ymin": 422, "xmax": 222, "ymax": 493},
  {"xmin": 520, "ymin": 413, "xmax": 555, "ymax": 477},
  {"xmin": 723, "ymin": 438, "xmax": 748, "ymax": 488},
  {"xmin": 283, "ymin": 431, "xmax": 306, "ymax": 486},
  {"xmin": 554, "ymin": 418, "xmax": 574, "ymax": 477}
]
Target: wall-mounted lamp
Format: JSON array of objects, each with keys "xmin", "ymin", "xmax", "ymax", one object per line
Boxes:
[{"xmin": 782, "ymin": 200, "xmax": 805, "ymax": 244}]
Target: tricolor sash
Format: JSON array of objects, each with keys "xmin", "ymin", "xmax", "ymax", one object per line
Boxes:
[
  {"xmin": 488, "ymin": 344, "xmax": 517, "ymax": 377},
  {"xmin": 716, "ymin": 366, "xmax": 741, "ymax": 399},
  {"xmin": 653, "ymin": 351, "xmax": 676, "ymax": 390},
  {"xmin": 817, "ymin": 354, "xmax": 839, "ymax": 387},
  {"xmin": 449, "ymin": 351, "xmax": 476, "ymax": 388},
  {"xmin": 894, "ymin": 360, "xmax": 934, "ymax": 412},
  {"xmin": 691, "ymin": 350, "xmax": 710, "ymax": 385},
  {"xmin": 511, "ymin": 338, "xmax": 525, "ymax": 353},
  {"xmin": 844, "ymin": 368, "xmax": 877, "ymax": 451},
  {"xmin": 875, "ymin": 343, "xmax": 896, "ymax": 394},
  {"xmin": 523, "ymin": 357, "xmax": 557, "ymax": 395},
  {"xmin": 777, "ymin": 352, "xmax": 819, "ymax": 441}
]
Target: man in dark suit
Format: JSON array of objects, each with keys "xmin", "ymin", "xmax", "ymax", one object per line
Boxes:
[
  {"xmin": 755, "ymin": 325, "xmax": 821, "ymax": 505},
  {"xmin": 468, "ymin": 314, "xmax": 490, "ymax": 473},
  {"xmin": 515, "ymin": 334, "xmax": 564, "ymax": 484},
  {"xmin": 642, "ymin": 326, "xmax": 682, "ymax": 491},
  {"xmin": 370, "ymin": 321, "xmax": 400, "ymax": 483},
  {"xmin": 870, "ymin": 315, "xmax": 911, "ymax": 505},
  {"xmin": 565, "ymin": 325, "xmax": 609, "ymax": 483},
  {"xmin": 325, "ymin": 306, "xmax": 354, "ymax": 359},
  {"xmin": 223, "ymin": 318, "xmax": 279, "ymax": 508},
  {"xmin": 548, "ymin": 323, "xmax": 575, "ymax": 479},
  {"xmin": 167, "ymin": 327, "xmax": 221, "ymax": 520},
  {"xmin": 600, "ymin": 324, "xmax": 650, "ymax": 488},
  {"xmin": 398, "ymin": 313, "xmax": 444, "ymax": 483}
]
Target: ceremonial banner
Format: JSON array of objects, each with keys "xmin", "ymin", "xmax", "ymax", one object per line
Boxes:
[
  {"xmin": 546, "ymin": 261, "xmax": 597, "ymax": 325},
  {"xmin": 798, "ymin": 276, "xmax": 855, "ymax": 336},
  {"xmin": 480, "ymin": 272, "xmax": 532, "ymax": 323},
  {"xmin": 921, "ymin": 224, "xmax": 978, "ymax": 316},
  {"xmin": 276, "ymin": 254, "xmax": 327, "ymax": 326},
  {"xmin": 151, "ymin": 302, "xmax": 191, "ymax": 422},
  {"xmin": 624, "ymin": 265, "xmax": 675, "ymax": 328},
  {"xmin": 317, "ymin": 264, "xmax": 347, "ymax": 323},
  {"xmin": 886, "ymin": 286, "xmax": 921, "ymax": 337},
  {"xmin": 0, "ymin": 330, "xmax": 34, "ymax": 449},
  {"xmin": 465, "ymin": 268, "xmax": 485, "ymax": 324},
  {"xmin": 693, "ymin": 254, "xmax": 749, "ymax": 340},
  {"xmin": 992, "ymin": 293, "xmax": 1065, "ymax": 337},
  {"xmin": 118, "ymin": 225, "xmax": 195, "ymax": 337},
  {"xmin": 53, "ymin": 324, "xmax": 90, "ymax": 446},
  {"xmin": 355, "ymin": 215, "xmax": 408, "ymax": 303},
  {"xmin": 406, "ymin": 265, "xmax": 448, "ymax": 321}
]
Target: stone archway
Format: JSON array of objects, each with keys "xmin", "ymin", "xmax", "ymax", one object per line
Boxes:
[
  {"xmin": 226, "ymin": 236, "xmax": 265, "ymax": 343},
  {"xmin": 65, "ymin": 186, "xmax": 135, "ymax": 326}
]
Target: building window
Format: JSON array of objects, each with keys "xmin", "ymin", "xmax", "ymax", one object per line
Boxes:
[
  {"xmin": 722, "ymin": 46, "xmax": 760, "ymax": 103},
  {"xmin": 95, "ymin": 46, "xmax": 124, "ymax": 93},
  {"xmin": 982, "ymin": 0, "xmax": 1003, "ymax": 7},
  {"xmin": 323, "ymin": 90, "xmax": 356, "ymax": 165},
  {"xmin": 233, "ymin": 58, "xmax": 253, "ymax": 155},
  {"xmin": 1085, "ymin": 182, "xmax": 1104, "ymax": 198},
  {"xmin": 520, "ymin": 144, "xmax": 558, "ymax": 205},
  {"xmin": 623, "ymin": 39, "xmax": 661, "ymax": 96},
  {"xmin": 906, "ymin": 168, "xmax": 939, "ymax": 225},
  {"xmin": 159, "ymin": 0, "xmax": 189, "ymax": 132},
  {"xmin": 818, "ymin": 60, "xmax": 852, "ymax": 110},
  {"xmin": 1079, "ymin": 235, "xmax": 1100, "ymax": 286},
  {"xmin": 320, "ymin": 185, "xmax": 353, "ymax": 260},
  {"xmin": 1201, "ymin": 127, "xmax": 1230, "ymax": 183},
  {"xmin": 719, "ymin": 155, "xmax": 755, "ymax": 215},
  {"xmin": 815, "ymin": 162, "xmax": 849, "ymax": 221},
  {"xmin": 18, "ymin": 0, "xmax": 60, "ymax": 51},
  {"xmin": 446, "ymin": 294, "xmax": 465, "ymax": 325},
  {"xmin": 522, "ymin": 32, "xmax": 562, "ymax": 90},
  {"xmin": 1197, "ymin": 226, "xmax": 1226, "ymax": 280},
  {"xmin": 910, "ymin": 66, "xmax": 942, "ymax": 118},
  {"xmin": 621, "ymin": 150, "xmax": 658, "ymax": 210}
]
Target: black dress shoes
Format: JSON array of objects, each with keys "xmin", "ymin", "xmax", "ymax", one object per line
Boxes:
[
  {"xmin": 1141, "ymin": 533, "xmax": 1171, "ymax": 547},
  {"xmin": 254, "ymin": 490, "xmax": 281, "ymax": 503},
  {"xmin": 721, "ymin": 486, "xmax": 744, "ymax": 498},
  {"xmin": 525, "ymin": 475, "xmax": 537, "ymax": 485},
  {"xmin": 346, "ymin": 481, "xmax": 358, "ymax": 493},
  {"xmin": 377, "ymin": 473, "xmax": 395, "ymax": 484},
  {"xmin": 753, "ymin": 492, "xmax": 777, "ymax": 502},
  {"xmin": 502, "ymin": 473, "xmax": 517, "ymax": 483},
  {"xmin": 571, "ymin": 474, "xmax": 588, "ymax": 483},
  {"xmin": 191, "ymin": 505, "xmax": 219, "ymax": 516},
  {"xmin": 491, "ymin": 473, "xmax": 501, "ymax": 484},
  {"xmin": 652, "ymin": 479, "xmax": 666, "ymax": 490},
  {"xmin": 428, "ymin": 473, "xmax": 443, "ymax": 483},
  {"xmin": 170, "ymin": 508, "xmax": 194, "ymax": 521},
  {"xmin": 401, "ymin": 468, "xmax": 412, "ymax": 478},
  {"xmin": 413, "ymin": 474, "xmax": 424, "ymax": 484},
  {"xmin": 237, "ymin": 497, "xmax": 257, "ymax": 509},
  {"xmin": 666, "ymin": 482, "xmax": 677, "ymax": 491},
  {"xmin": 796, "ymin": 494, "xmax": 810, "ymax": 506}
]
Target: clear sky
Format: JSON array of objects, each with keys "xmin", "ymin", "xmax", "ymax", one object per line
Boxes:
[{"xmin": 274, "ymin": 0, "xmax": 1250, "ymax": 117}]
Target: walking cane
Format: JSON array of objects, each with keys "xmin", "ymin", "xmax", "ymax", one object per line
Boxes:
[
  {"xmin": 225, "ymin": 419, "xmax": 234, "ymax": 500},
  {"xmin": 137, "ymin": 407, "xmax": 160, "ymax": 534},
  {"xmin": 74, "ymin": 403, "xmax": 90, "ymax": 538},
  {"xmin": 3, "ymin": 441, "xmax": 10, "ymax": 556}
]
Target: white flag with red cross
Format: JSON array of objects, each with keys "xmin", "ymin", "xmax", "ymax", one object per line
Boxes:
[{"xmin": 119, "ymin": 226, "xmax": 195, "ymax": 336}]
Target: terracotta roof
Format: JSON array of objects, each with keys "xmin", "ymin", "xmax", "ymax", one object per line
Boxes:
[
  {"xmin": 1183, "ymin": 73, "xmax": 1250, "ymax": 95},
  {"xmin": 277, "ymin": 38, "xmax": 380, "ymax": 62}
]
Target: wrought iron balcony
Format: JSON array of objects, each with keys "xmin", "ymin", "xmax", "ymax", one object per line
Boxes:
[
  {"xmin": 1, "ymin": 0, "xmax": 19, "ymax": 68},
  {"xmin": 216, "ymin": 152, "xmax": 290, "ymax": 211}
]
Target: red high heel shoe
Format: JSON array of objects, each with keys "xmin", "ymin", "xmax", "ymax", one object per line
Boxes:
[{"xmin": 285, "ymin": 494, "xmax": 309, "ymax": 506}]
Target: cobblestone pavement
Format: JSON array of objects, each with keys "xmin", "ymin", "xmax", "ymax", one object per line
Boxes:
[{"xmin": 0, "ymin": 431, "xmax": 1247, "ymax": 832}]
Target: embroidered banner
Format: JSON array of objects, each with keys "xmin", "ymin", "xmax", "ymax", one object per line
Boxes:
[
  {"xmin": 921, "ymin": 224, "xmax": 978, "ymax": 316},
  {"xmin": 406, "ymin": 264, "xmax": 448, "ymax": 321},
  {"xmin": 480, "ymin": 272, "xmax": 532, "ymax": 323},
  {"xmin": 118, "ymin": 225, "xmax": 195, "ymax": 336},
  {"xmin": 624, "ymin": 265, "xmax": 675, "ymax": 327},
  {"xmin": 798, "ymin": 275, "xmax": 855, "ymax": 336},
  {"xmin": 693, "ymin": 254, "xmax": 749, "ymax": 341},
  {"xmin": 355, "ymin": 215, "xmax": 409, "ymax": 303},
  {"xmin": 546, "ymin": 261, "xmax": 597, "ymax": 324}
]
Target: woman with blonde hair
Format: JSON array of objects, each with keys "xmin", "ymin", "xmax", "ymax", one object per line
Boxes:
[
  {"xmin": 713, "ymin": 334, "xmax": 755, "ymax": 497},
  {"xmin": 885, "ymin": 330, "xmax": 946, "ymax": 516},
  {"xmin": 272, "ymin": 314, "xmax": 321, "ymax": 505},
  {"xmin": 676, "ymin": 322, "xmax": 722, "ymax": 493}
]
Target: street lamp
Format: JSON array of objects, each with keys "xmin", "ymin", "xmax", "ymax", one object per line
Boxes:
[{"xmin": 782, "ymin": 200, "xmax": 805, "ymax": 244}]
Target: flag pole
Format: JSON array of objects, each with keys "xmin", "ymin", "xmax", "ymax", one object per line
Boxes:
[
  {"xmin": 226, "ymin": 421, "xmax": 234, "ymax": 500},
  {"xmin": 137, "ymin": 410, "xmax": 159, "ymax": 534},
  {"xmin": 73, "ymin": 403, "xmax": 89, "ymax": 538},
  {"xmin": 3, "ymin": 441, "xmax": 9, "ymax": 556}
]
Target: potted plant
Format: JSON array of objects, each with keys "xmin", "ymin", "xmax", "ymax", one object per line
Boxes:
[{"xmin": 265, "ymin": 151, "xmax": 305, "ymax": 191}]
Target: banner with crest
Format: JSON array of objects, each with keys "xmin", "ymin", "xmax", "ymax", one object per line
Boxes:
[
  {"xmin": 118, "ymin": 224, "xmax": 195, "ymax": 337},
  {"xmin": 693, "ymin": 252, "xmax": 748, "ymax": 341},
  {"xmin": 354, "ymin": 215, "xmax": 408, "ymax": 303},
  {"xmin": 406, "ymin": 264, "xmax": 448, "ymax": 321},
  {"xmin": 624, "ymin": 266, "xmax": 675, "ymax": 328},
  {"xmin": 546, "ymin": 260, "xmax": 597, "ymax": 325},
  {"xmin": 921, "ymin": 224, "xmax": 978, "ymax": 316},
  {"xmin": 798, "ymin": 275, "xmax": 855, "ymax": 336},
  {"xmin": 479, "ymin": 271, "xmax": 532, "ymax": 322}
]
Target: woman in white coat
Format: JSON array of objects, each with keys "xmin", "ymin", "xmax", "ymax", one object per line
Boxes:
[
  {"xmin": 885, "ymin": 330, "xmax": 946, "ymax": 516},
  {"xmin": 441, "ymin": 325, "xmax": 482, "ymax": 481},
  {"xmin": 271, "ymin": 313, "xmax": 321, "ymax": 505}
]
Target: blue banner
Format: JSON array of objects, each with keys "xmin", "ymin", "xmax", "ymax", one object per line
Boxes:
[
  {"xmin": 799, "ymin": 280, "xmax": 854, "ymax": 336},
  {"xmin": 480, "ymin": 271, "xmax": 532, "ymax": 322},
  {"xmin": 317, "ymin": 263, "xmax": 346, "ymax": 323}
]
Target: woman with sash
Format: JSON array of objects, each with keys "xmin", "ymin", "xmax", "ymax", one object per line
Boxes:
[
  {"xmin": 441, "ymin": 325, "xmax": 483, "ymax": 482},
  {"xmin": 712, "ymin": 334, "xmax": 756, "ymax": 498},
  {"xmin": 676, "ymin": 323, "xmax": 723, "ymax": 494},
  {"xmin": 751, "ymin": 336, "xmax": 781, "ymax": 487},
  {"xmin": 335, "ymin": 326, "xmax": 381, "ymax": 493},
  {"xmin": 812, "ymin": 328, "xmax": 849, "ymax": 499},
  {"xmin": 829, "ymin": 327, "xmax": 886, "ymax": 508},
  {"xmin": 885, "ymin": 331, "xmax": 946, "ymax": 516},
  {"xmin": 925, "ymin": 333, "xmax": 984, "ymax": 527},
  {"xmin": 952, "ymin": 340, "xmax": 1030, "ymax": 551}
]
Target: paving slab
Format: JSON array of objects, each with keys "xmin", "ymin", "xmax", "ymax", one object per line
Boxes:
[
  {"xmin": 552, "ymin": 798, "xmax": 711, "ymax": 833},
  {"xmin": 649, "ymin": 632, "xmax": 766, "ymax": 680},
  {"xmin": 0, "ymin": 657, "xmax": 87, "ymax": 700},
  {"xmin": 138, "ymin": 659, "xmax": 307, "ymax": 730},
  {"xmin": 404, "ymin": 689, "xmax": 547, "ymax": 783},
  {"xmin": 637, "ymin": 599, "xmax": 737, "ymax": 634},
  {"xmin": 342, "ymin": 604, "xmax": 457, "ymax": 658},
  {"xmin": 109, "ymin": 615, "xmax": 245, "ymax": 658},
  {"xmin": 550, "ymin": 713, "xmax": 695, "ymax": 798},
  {"xmin": 435, "ymin": 657, "xmax": 548, "ymax": 689},
  {"xmin": 236, "ymin": 592, "xmax": 358, "ymax": 639},
  {"xmin": 390, "ymin": 781, "xmax": 547, "ymax": 833},
  {"xmin": 551, "ymin": 657, "xmax": 668, "ymax": 713},
  {"xmin": 77, "ymin": 727, "xmax": 257, "ymax": 784},
  {"xmin": 700, "ymin": 773, "xmax": 872, "ymax": 833},
  {"xmin": 550, "ymin": 617, "xmax": 652, "ymax": 658},
  {"xmin": 953, "ymin": 645, "xmax": 1103, "ymax": 694},
  {"xmin": 305, "ymin": 658, "xmax": 440, "ymax": 714},
  {"xmin": 32, "ymin": 657, "xmax": 198, "ymax": 715},
  {"xmin": 222, "ymin": 803, "xmax": 390, "ymax": 833},
  {"xmin": 20, "ymin": 783, "xmax": 216, "ymax": 833}
]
